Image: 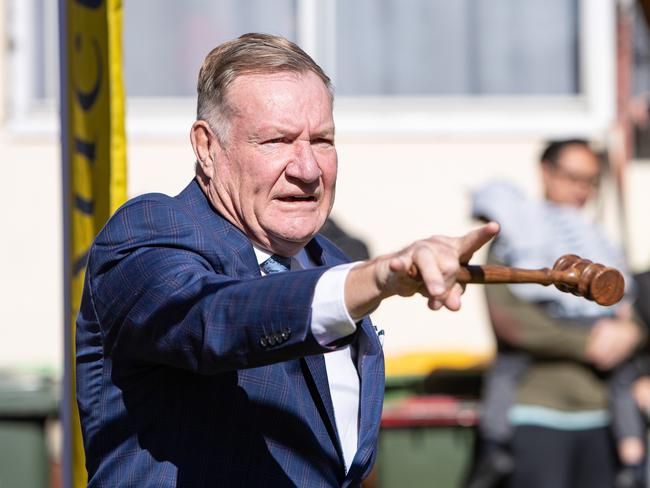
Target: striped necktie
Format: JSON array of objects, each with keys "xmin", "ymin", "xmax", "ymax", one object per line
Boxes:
[{"xmin": 260, "ymin": 254, "xmax": 291, "ymax": 274}]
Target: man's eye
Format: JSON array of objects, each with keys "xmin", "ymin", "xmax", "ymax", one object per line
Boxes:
[
  {"xmin": 265, "ymin": 137, "xmax": 288, "ymax": 144},
  {"xmin": 312, "ymin": 138, "xmax": 334, "ymax": 146}
]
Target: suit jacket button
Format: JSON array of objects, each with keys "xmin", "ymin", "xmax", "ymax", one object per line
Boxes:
[
  {"xmin": 280, "ymin": 330, "xmax": 289, "ymax": 340},
  {"xmin": 267, "ymin": 335, "xmax": 277, "ymax": 346},
  {"xmin": 273, "ymin": 332, "xmax": 283, "ymax": 343},
  {"xmin": 260, "ymin": 337, "xmax": 268, "ymax": 348},
  {"xmin": 282, "ymin": 327, "xmax": 291, "ymax": 338}
]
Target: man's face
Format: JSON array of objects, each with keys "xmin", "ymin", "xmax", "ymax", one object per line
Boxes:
[
  {"xmin": 541, "ymin": 145, "xmax": 601, "ymax": 208},
  {"xmin": 205, "ymin": 71, "xmax": 337, "ymax": 256}
]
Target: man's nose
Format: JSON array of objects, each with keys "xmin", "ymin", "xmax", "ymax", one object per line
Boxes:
[{"xmin": 285, "ymin": 141, "xmax": 321, "ymax": 182}]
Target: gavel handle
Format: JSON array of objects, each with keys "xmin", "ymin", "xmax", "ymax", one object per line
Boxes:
[
  {"xmin": 457, "ymin": 264, "xmax": 577, "ymax": 286},
  {"xmin": 408, "ymin": 258, "xmax": 624, "ymax": 306}
]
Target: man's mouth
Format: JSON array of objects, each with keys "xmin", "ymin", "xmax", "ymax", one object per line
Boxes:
[{"xmin": 277, "ymin": 195, "xmax": 317, "ymax": 202}]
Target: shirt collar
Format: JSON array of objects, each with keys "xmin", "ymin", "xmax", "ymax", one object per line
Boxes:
[
  {"xmin": 252, "ymin": 245, "xmax": 274, "ymax": 266},
  {"xmin": 252, "ymin": 244, "xmax": 311, "ymax": 270}
]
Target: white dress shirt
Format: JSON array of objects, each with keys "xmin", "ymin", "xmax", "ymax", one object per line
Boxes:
[{"xmin": 253, "ymin": 246, "xmax": 360, "ymax": 473}]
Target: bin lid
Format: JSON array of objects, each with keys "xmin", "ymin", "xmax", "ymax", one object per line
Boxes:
[
  {"xmin": 0, "ymin": 372, "xmax": 59, "ymax": 417},
  {"xmin": 381, "ymin": 395, "xmax": 478, "ymax": 429}
]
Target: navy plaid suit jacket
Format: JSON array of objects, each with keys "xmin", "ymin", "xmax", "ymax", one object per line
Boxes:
[{"xmin": 76, "ymin": 179, "xmax": 385, "ymax": 487}]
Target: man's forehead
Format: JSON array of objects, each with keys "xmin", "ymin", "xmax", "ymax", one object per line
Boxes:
[
  {"xmin": 250, "ymin": 114, "xmax": 335, "ymax": 137},
  {"xmin": 227, "ymin": 71, "xmax": 334, "ymax": 130},
  {"xmin": 557, "ymin": 145, "xmax": 600, "ymax": 171}
]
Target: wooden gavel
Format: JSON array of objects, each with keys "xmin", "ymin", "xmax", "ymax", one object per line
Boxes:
[{"xmin": 409, "ymin": 254, "xmax": 625, "ymax": 306}]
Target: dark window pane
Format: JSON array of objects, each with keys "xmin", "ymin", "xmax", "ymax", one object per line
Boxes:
[
  {"xmin": 123, "ymin": 0, "xmax": 298, "ymax": 97},
  {"xmin": 335, "ymin": 0, "xmax": 579, "ymax": 96}
]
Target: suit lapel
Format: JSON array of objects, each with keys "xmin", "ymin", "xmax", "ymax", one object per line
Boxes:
[
  {"xmin": 303, "ymin": 354, "xmax": 339, "ymax": 444},
  {"xmin": 350, "ymin": 317, "xmax": 384, "ymax": 478},
  {"xmin": 307, "ymin": 236, "xmax": 385, "ymax": 481},
  {"xmin": 302, "ymin": 355, "xmax": 336, "ymax": 435},
  {"xmin": 301, "ymin": 238, "xmax": 345, "ymax": 468}
]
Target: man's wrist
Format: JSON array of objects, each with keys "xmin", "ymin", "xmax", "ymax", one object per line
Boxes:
[
  {"xmin": 345, "ymin": 260, "xmax": 385, "ymax": 321},
  {"xmin": 310, "ymin": 262, "xmax": 359, "ymax": 345}
]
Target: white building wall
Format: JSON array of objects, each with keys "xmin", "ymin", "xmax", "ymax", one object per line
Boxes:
[{"xmin": 0, "ymin": 135, "xmax": 62, "ymax": 371}]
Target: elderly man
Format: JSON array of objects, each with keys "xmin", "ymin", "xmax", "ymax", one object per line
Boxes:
[{"xmin": 76, "ymin": 33, "xmax": 497, "ymax": 487}]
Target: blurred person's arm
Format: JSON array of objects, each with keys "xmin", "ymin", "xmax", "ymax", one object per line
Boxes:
[
  {"xmin": 585, "ymin": 302, "xmax": 644, "ymax": 370},
  {"xmin": 485, "ymin": 249, "xmax": 589, "ymax": 360},
  {"xmin": 486, "ymin": 282, "xmax": 589, "ymax": 361},
  {"xmin": 487, "ymin": 282, "xmax": 644, "ymax": 368}
]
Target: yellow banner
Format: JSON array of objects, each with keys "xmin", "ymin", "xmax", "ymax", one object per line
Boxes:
[{"xmin": 63, "ymin": 0, "xmax": 126, "ymax": 485}]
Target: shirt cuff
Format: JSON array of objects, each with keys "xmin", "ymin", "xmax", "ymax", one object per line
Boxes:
[{"xmin": 311, "ymin": 262, "xmax": 359, "ymax": 346}]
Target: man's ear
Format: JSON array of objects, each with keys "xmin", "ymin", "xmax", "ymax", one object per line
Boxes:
[{"xmin": 190, "ymin": 120, "xmax": 221, "ymax": 179}]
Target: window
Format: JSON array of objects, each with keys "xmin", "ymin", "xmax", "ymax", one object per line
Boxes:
[
  {"xmin": 123, "ymin": 0, "xmax": 298, "ymax": 97},
  {"xmin": 334, "ymin": 0, "xmax": 579, "ymax": 96},
  {"xmin": 6, "ymin": 0, "xmax": 59, "ymax": 132},
  {"xmin": 6, "ymin": 0, "xmax": 615, "ymax": 137}
]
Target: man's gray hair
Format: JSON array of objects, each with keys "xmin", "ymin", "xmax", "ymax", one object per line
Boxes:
[{"xmin": 196, "ymin": 33, "xmax": 333, "ymax": 145}]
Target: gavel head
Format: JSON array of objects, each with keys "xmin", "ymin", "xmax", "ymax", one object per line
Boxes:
[{"xmin": 552, "ymin": 254, "xmax": 625, "ymax": 306}]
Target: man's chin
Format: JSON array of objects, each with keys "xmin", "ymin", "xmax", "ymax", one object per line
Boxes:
[{"xmin": 267, "ymin": 229, "xmax": 319, "ymax": 255}]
